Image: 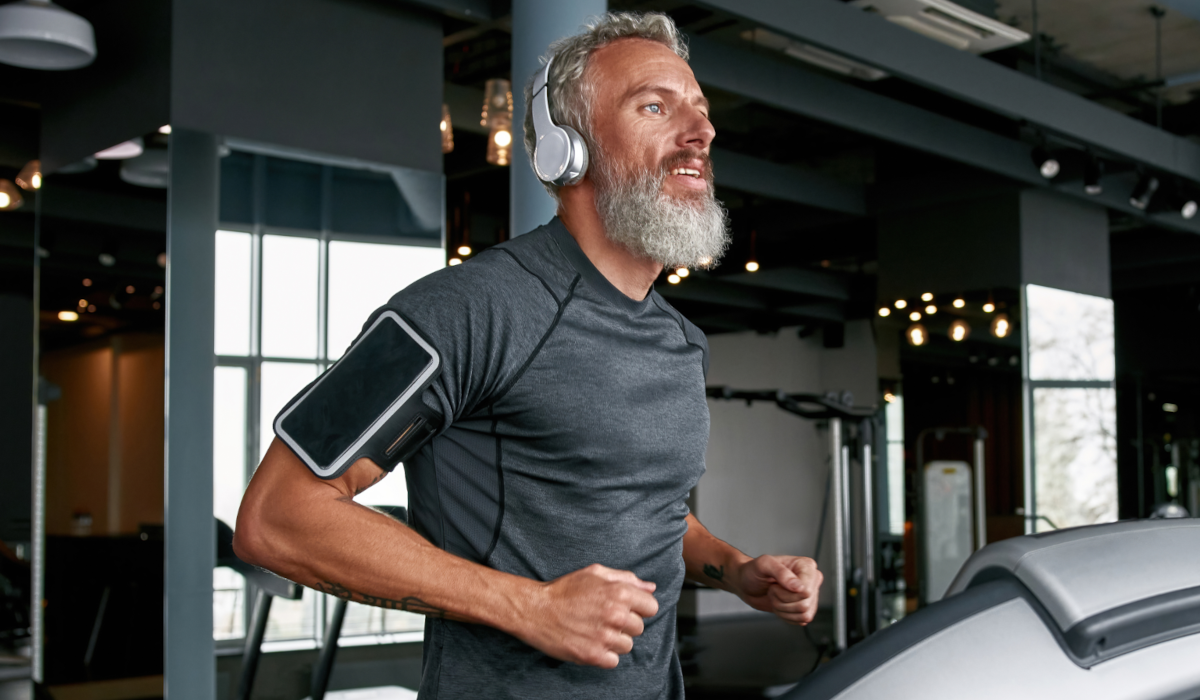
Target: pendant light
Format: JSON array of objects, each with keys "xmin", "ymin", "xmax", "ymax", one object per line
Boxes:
[
  {"xmin": 119, "ymin": 149, "xmax": 169, "ymax": 188},
  {"xmin": 440, "ymin": 103, "xmax": 454, "ymax": 154},
  {"xmin": 0, "ymin": 179, "xmax": 23, "ymax": 210},
  {"xmin": 0, "ymin": 0, "xmax": 96, "ymax": 70},
  {"xmin": 483, "ymin": 79, "xmax": 513, "ymax": 166},
  {"xmin": 745, "ymin": 230, "xmax": 759, "ymax": 272},
  {"xmin": 15, "ymin": 159, "xmax": 40, "ymax": 190},
  {"xmin": 95, "ymin": 137, "xmax": 144, "ymax": 160}
]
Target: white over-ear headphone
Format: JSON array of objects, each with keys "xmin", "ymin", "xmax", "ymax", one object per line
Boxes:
[{"xmin": 531, "ymin": 57, "xmax": 588, "ymax": 187}]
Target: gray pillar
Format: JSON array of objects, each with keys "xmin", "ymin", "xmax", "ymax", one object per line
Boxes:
[
  {"xmin": 164, "ymin": 128, "xmax": 219, "ymax": 700},
  {"xmin": 510, "ymin": 0, "xmax": 606, "ymax": 237}
]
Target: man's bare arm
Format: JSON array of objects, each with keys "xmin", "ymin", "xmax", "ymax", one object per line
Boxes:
[
  {"xmin": 682, "ymin": 512, "xmax": 822, "ymax": 625},
  {"xmin": 235, "ymin": 437, "xmax": 659, "ymax": 668}
]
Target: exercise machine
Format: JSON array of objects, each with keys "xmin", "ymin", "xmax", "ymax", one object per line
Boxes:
[
  {"xmin": 785, "ymin": 519, "xmax": 1200, "ymax": 699},
  {"xmin": 706, "ymin": 387, "xmax": 880, "ymax": 653}
]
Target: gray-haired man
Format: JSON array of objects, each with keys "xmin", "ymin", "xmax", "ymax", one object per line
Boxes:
[{"xmin": 236, "ymin": 12, "xmax": 822, "ymax": 699}]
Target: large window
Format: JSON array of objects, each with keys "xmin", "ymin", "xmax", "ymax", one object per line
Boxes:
[
  {"xmin": 212, "ymin": 228, "xmax": 443, "ymax": 648},
  {"xmin": 1026, "ymin": 284, "xmax": 1118, "ymax": 532}
]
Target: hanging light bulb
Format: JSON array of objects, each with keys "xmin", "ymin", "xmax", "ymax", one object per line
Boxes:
[
  {"xmin": 909, "ymin": 311, "xmax": 921, "ymax": 321},
  {"xmin": 484, "ymin": 79, "xmax": 513, "ymax": 167},
  {"xmin": 448, "ymin": 257, "xmax": 462, "ymax": 266},
  {"xmin": 1183, "ymin": 199, "xmax": 1198, "ymax": 220},
  {"xmin": 0, "ymin": 0, "xmax": 96, "ymax": 70},
  {"xmin": 925, "ymin": 304, "xmax": 937, "ymax": 315},
  {"xmin": 921, "ymin": 292, "xmax": 933, "ymax": 302},
  {"xmin": 667, "ymin": 273, "xmax": 681, "ymax": 284},
  {"xmin": 952, "ymin": 297, "xmax": 965, "ymax": 308},
  {"xmin": 949, "ymin": 319, "xmax": 971, "ymax": 342},
  {"xmin": 894, "ymin": 299, "xmax": 907, "ymax": 309},
  {"xmin": 440, "ymin": 103, "xmax": 454, "ymax": 154},
  {"xmin": 158, "ymin": 125, "xmax": 172, "ymax": 135},
  {"xmin": 906, "ymin": 323, "xmax": 928, "ymax": 346},
  {"xmin": 0, "ymin": 180, "xmax": 23, "ymax": 210},
  {"xmin": 990, "ymin": 313, "xmax": 1011, "ymax": 338},
  {"xmin": 675, "ymin": 267, "xmax": 689, "ymax": 278},
  {"xmin": 745, "ymin": 229, "xmax": 759, "ymax": 272},
  {"xmin": 57, "ymin": 310, "xmax": 79, "ymax": 322},
  {"xmin": 15, "ymin": 160, "xmax": 41, "ymax": 190},
  {"xmin": 878, "ymin": 307, "xmax": 891, "ymax": 317},
  {"xmin": 457, "ymin": 245, "xmax": 472, "ymax": 256}
]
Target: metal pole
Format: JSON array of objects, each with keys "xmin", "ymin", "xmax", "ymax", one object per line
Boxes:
[
  {"xmin": 861, "ymin": 436, "xmax": 874, "ymax": 634},
  {"xmin": 312, "ymin": 598, "xmax": 349, "ymax": 700},
  {"xmin": 974, "ymin": 435, "xmax": 987, "ymax": 550},
  {"xmin": 829, "ymin": 417, "xmax": 847, "ymax": 652}
]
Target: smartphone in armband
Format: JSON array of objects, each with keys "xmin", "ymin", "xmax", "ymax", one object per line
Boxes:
[{"xmin": 274, "ymin": 310, "xmax": 442, "ymax": 480}]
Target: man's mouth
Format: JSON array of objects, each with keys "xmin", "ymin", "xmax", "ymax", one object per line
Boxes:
[{"xmin": 669, "ymin": 167, "xmax": 702, "ymax": 178}]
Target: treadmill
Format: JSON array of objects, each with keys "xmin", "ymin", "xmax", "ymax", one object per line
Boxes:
[{"xmin": 786, "ymin": 519, "xmax": 1200, "ymax": 699}]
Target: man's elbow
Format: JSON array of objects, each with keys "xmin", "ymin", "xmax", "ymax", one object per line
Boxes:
[{"xmin": 232, "ymin": 496, "xmax": 275, "ymax": 569}]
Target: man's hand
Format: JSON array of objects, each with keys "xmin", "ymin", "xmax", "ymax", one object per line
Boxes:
[
  {"xmin": 517, "ymin": 564, "xmax": 659, "ymax": 670},
  {"xmin": 733, "ymin": 555, "xmax": 822, "ymax": 626}
]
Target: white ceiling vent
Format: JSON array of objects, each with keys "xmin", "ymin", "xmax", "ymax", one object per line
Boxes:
[
  {"xmin": 850, "ymin": 0, "xmax": 1029, "ymax": 54},
  {"xmin": 741, "ymin": 28, "xmax": 889, "ymax": 81}
]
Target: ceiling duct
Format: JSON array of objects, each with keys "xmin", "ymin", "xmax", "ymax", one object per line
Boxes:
[
  {"xmin": 741, "ymin": 28, "xmax": 889, "ymax": 81},
  {"xmin": 850, "ymin": 0, "xmax": 1029, "ymax": 54}
]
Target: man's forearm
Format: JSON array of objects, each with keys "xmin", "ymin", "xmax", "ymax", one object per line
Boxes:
[
  {"xmin": 235, "ymin": 441, "xmax": 538, "ymax": 634},
  {"xmin": 682, "ymin": 513, "xmax": 751, "ymax": 595}
]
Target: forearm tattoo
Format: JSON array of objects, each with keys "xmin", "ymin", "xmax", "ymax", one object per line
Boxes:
[
  {"xmin": 315, "ymin": 580, "xmax": 450, "ymax": 619},
  {"xmin": 702, "ymin": 563, "xmax": 725, "ymax": 582}
]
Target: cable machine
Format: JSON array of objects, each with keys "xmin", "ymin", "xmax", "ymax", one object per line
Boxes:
[{"xmin": 706, "ymin": 387, "xmax": 881, "ymax": 652}]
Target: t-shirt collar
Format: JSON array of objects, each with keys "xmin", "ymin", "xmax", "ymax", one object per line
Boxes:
[{"xmin": 546, "ymin": 217, "xmax": 655, "ymax": 313}]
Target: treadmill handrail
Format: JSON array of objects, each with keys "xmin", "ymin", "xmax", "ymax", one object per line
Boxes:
[{"xmin": 706, "ymin": 386, "xmax": 877, "ymax": 420}]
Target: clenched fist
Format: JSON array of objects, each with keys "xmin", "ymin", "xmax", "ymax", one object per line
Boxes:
[{"xmin": 516, "ymin": 563, "xmax": 659, "ymax": 669}]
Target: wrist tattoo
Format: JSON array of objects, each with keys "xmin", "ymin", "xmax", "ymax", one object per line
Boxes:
[
  {"xmin": 702, "ymin": 563, "xmax": 725, "ymax": 582},
  {"xmin": 315, "ymin": 580, "xmax": 449, "ymax": 619}
]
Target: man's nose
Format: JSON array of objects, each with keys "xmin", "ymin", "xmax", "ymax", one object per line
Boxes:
[{"xmin": 678, "ymin": 109, "xmax": 715, "ymax": 151}]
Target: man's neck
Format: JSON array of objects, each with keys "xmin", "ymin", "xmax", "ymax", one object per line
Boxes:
[{"xmin": 557, "ymin": 182, "xmax": 662, "ymax": 301}]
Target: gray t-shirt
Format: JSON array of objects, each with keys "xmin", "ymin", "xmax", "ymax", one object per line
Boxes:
[{"xmin": 371, "ymin": 218, "xmax": 709, "ymax": 699}]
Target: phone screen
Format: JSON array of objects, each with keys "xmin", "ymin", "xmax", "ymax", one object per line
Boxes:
[{"xmin": 280, "ymin": 314, "xmax": 436, "ymax": 468}]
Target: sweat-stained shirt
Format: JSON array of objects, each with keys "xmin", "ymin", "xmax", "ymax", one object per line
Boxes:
[{"xmin": 323, "ymin": 217, "xmax": 710, "ymax": 699}]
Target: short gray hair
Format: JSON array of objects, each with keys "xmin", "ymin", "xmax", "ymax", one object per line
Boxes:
[{"xmin": 521, "ymin": 12, "xmax": 688, "ymax": 203}]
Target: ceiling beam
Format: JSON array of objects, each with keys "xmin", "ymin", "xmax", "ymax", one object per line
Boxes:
[
  {"xmin": 688, "ymin": 35, "xmax": 1200, "ymax": 236},
  {"xmin": 395, "ymin": 0, "xmax": 492, "ymax": 22},
  {"xmin": 720, "ymin": 267, "xmax": 852, "ymax": 301},
  {"xmin": 696, "ymin": 0, "xmax": 1200, "ymax": 182},
  {"xmin": 711, "ymin": 148, "xmax": 867, "ymax": 216}
]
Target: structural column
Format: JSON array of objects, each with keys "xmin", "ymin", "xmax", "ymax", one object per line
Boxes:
[
  {"xmin": 510, "ymin": 0, "xmax": 606, "ymax": 237},
  {"xmin": 164, "ymin": 128, "xmax": 219, "ymax": 700}
]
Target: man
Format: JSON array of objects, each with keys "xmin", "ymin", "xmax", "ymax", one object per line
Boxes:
[{"xmin": 235, "ymin": 12, "xmax": 822, "ymax": 699}]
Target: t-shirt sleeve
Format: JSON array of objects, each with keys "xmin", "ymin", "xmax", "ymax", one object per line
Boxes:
[{"xmin": 346, "ymin": 252, "xmax": 563, "ymax": 432}]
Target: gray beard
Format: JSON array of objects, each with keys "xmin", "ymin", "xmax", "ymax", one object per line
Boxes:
[{"xmin": 591, "ymin": 155, "xmax": 731, "ymax": 270}]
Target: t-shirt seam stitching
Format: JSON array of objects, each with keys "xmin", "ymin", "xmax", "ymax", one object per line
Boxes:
[
  {"xmin": 490, "ymin": 247, "xmax": 563, "ymax": 306},
  {"xmin": 485, "ymin": 274, "xmax": 582, "ymax": 408},
  {"xmin": 481, "ymin": 407, "xmax": 506, "ymax": 566},
  {"xmin": 651, "ymin": 293, "xmax": 708, "ymax": 369}
]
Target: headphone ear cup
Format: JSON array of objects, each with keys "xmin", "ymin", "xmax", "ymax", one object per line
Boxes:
[{"xmin": 556, "ymin": 125, "xmax": 589, "ymax": 187}]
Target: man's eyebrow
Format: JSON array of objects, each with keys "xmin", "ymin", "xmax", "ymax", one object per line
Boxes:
[{"xmin": 624, "ymin": 84, "xmax": 710, "ymax": 112}]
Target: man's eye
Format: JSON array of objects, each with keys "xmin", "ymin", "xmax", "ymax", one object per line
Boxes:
[{"xmin": 646, "ymin": 104, "xmax": 661, "ymax": 114}]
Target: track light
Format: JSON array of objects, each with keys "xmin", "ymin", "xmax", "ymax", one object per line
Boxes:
[
  {"xmin": 906, "ymin": 323, "xmax": 928, "ymax": 346},
  {"xmin": 1130, "ymin": 173, "xmax": 1159, "ymax": 210},
  {"xmin": 949, "ymin": 319, "xmax": 971, "ymax": 342},
  {"xmin": 1083, "ymin": 155, "xmax": 1103, "ymax": 195},
  {"xmin": 1032, "ymin": 146, "xmax": 1059, "ymax": 179}
]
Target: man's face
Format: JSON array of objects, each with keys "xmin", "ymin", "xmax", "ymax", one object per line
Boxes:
[
  {"xmin": 578, "ymin": 38, "xmax": 730, "ymax": 270},
  {"xmin": 586, "ymin": 38, "xmax": 716, "ymax": 203}
]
